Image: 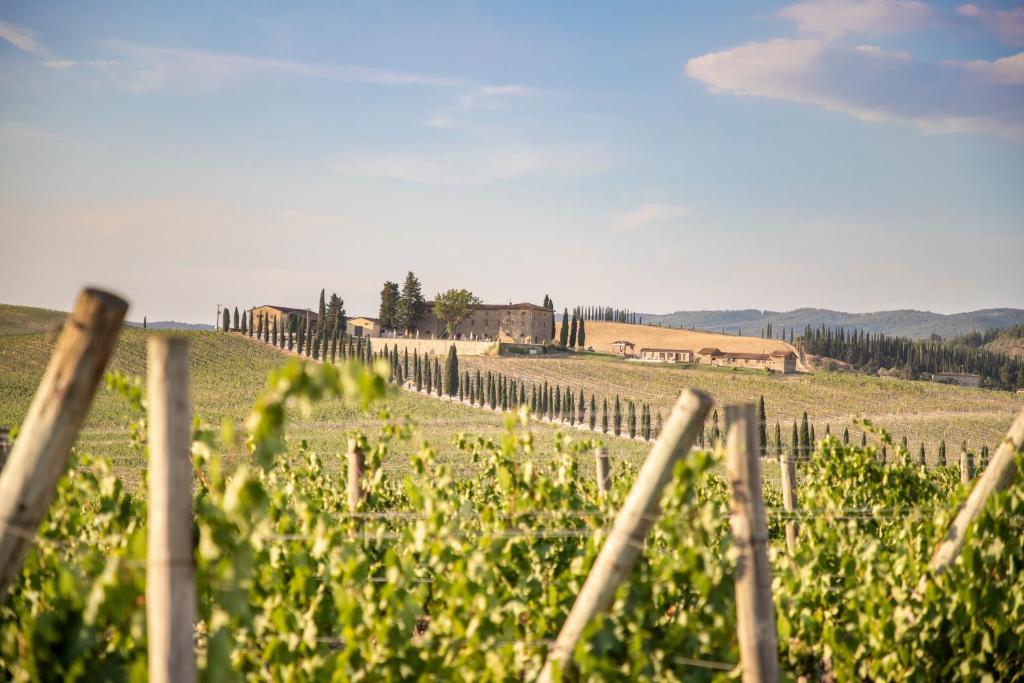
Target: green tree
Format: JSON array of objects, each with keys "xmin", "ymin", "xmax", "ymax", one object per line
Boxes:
[
  {"xmin": 232, "ymin": 307, "xmax": 239, "ymax": 330},
  {"xmin": 627, "ymin": 401, "xmax": 637, "ymax": 438},
  {"xmin": 378, "ymin": 281, "xmax": 400, "ymax": 331},
  {"xmin": 559, "ymin": 309, "xmax": 569, "ymax": 346},
  {"xmin": 240, "ymin": 311, "xmax": 247, "ymax": 335},
  {"xmin": 444, "ymin": 345, "xmax": 459, "ymax": 396},
  {"xmin": 577, "ymin": 318, "xmax": 586, "ymax": 349},
  {"xmin": 222, "ymin": 307, "xmax": 230, "ymax": 332},
  {"xmin": 799, "ymin": 412, "xmax": 811, "ymax": 457},
  {"xmin": 424, "ymin": 356, "xmax": 433, "ymax": 394},
  {"xmin": 774, "ymin": 422, "xmax": 782, "ymax": 456},
  {"xmin": 397, "ymin": 271, "xmax": 425, "ymax": 334},
  {"xmin": 757, "ymin": 395, "xmax": 767, "ymax": 456},
  {"xmin": 938, "ymin": 440, "xmax": 947, "ymax": 467},
  {"xmin": 569, "ymin": 314, "xmax": 578, "ymax": 348},
  {"xmin": 326, "ymin": 293, "xmax": 346, "ymax": 335},
  {"xmin": 601, "ymin": 398, "xmax": 609, "ymax": 433},
  {"xmin": 316, "ymin": 289, "xmax": 326, "ymax": 333},
  {"xmin": 589, "ymin": 395, "xmax": 597, "ymax": 430},
  {"xmin": 433, "ymin": 289, "xmax": 481, "ymax": 338},
  {"xmin": 613, "ymin": 395, "xmax": 622, "ymax": 436},
  {"xmin": 791, "ymin": 422, "xmax": 799, "ymax": 458}
]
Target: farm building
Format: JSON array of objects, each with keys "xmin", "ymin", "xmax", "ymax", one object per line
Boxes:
[
  {"xmin": 930, "ymin": 372, "xmax": 981, "ymax": 388},
  {"xmin": 409, "ymin": 301, "xmax": 553, "ymax": 344},
  {"xmin": 638, "ymin": 348, "xmax": 694, "ymax": 363},
  {"xmin": 697, "ymin": 347, "xmax": 797, "ymax": 373},
  {"xmin": 347, "ymin": 316, "xmax": 381, "ymax": 338},
  {"xmin": 611, "ymin": 340, "xmax": 636, "ymax": 357},
  {"xmin": 250, "ymin": 305, "xmax": 317, "ymax": 328}
]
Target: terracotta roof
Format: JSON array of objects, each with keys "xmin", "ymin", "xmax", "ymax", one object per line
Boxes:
[
  {"xmin": 350, "ymin": 316, "xmax": 380, "ymax": 324},
  {"xmin": 771, "ymin": 350, "xmax": 797, "ymax": 358},
  {"xmin": 697, "ymin": 347, "xmax": 722, "ymax": 355},
  {"xmin": 639, "ymin": 348, "xmax": 693, "ymax": 354},
  {"xmin": 255, "ymin": 305, "xmax": 318, "ymax": 318},
  {"xmin": 719, "ymin": 352, "xmax": 772, "ymax": 361}
]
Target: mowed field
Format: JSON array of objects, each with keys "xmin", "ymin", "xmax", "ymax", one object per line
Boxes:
[
  {"xmin": 560, "ymin": 320, "xmax": 797, "ymax": 356},
  {"xmin": 459, "ymin": 348, "xmax": 1023, "ymax": 458},
  {"xmin": 0, "ymin": 310, "xmax": 652, "ymax": 488}
]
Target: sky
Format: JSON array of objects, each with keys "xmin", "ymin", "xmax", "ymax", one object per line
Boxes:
[{"xmin": 0, "ymin": 0, "xmax": 1022, "ymax": 324}]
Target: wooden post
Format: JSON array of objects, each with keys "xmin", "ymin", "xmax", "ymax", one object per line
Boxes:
[
  {"xmin": 0, "ymin": 288, "xmax": 127, "ymax": 599},
  {"xmin": 779, "ymin": 452, "xmax": 799, "ymax": 553},
  {"xmin": 931, "ymin": 407, "xmax": 1024, "ymax": 573},
  {"xmin": 595, "ymin": 446, "xmax": 611, "ymax": 497},
  {"xmin": 538, "ymin": 389, "xmax": 713, "ymax": 683},
  {"xmin": 146, "ymin": 338, "xmax": 197, "ymax": 683},
  {"xmin": 726, "ymin": 404, "xmax": 779, "ymax": 683},
  {"xmin": 959, "ymin": 443, "xmax": 974, "ymax": 484},
  {"xmin": 348, "ymin": 437, "xmax": 365, "ymax": 514}
]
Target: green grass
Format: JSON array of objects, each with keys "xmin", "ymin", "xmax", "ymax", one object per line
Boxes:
[{"xmin": 0, "ymin": 327, "xmax": 651, "ymax": 487}]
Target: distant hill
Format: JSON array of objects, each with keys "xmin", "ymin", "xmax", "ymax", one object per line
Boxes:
[
  {"xmin": 0, "ymin": 303, "xmax": 213, "ymax": 335},
  {"xmin": 126, "ymin": 320, "xmax": 215, "ymax": 331},
  {"xmin": 642, "ymin": 308, "xmax": 1024, "ymax": 340}
]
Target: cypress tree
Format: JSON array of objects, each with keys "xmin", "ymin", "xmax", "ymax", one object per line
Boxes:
[
  {"xmin": 232, "ymin": 307, "xmax": 239, "ymax": 331},
  {"xmin": 811, "ymin": 424, "xmax": 816, "ymax": 446},
  {"xmin": 272, "ymin": 318, "xmax": 279, "ymax": 346},
  {"xmin": 577, "ymin": 318, "xmax": 586, "ymax": 349},
  {"xmin": 554, "ymin": 386, "xmax": 561, "ymax": 420},
  {"xmin": 861, "ymin": 431, "xmax": 867, "ymax": 447},
  {"xmin": 222, "ymin": 307, "xmax": 230, "ymax": 332},
  {"xmin": 444, "ymin": 345, "xmax": 459, "ymax": 396},
  {"xmin": 313, "ymin": 330, "xmax": 321, "ymax": 360},
  {"xmin": 799, "ymin": 412, "xmax": 810, "ymax": 457},
  {"xmin": 711, "ymin": 409, "xmax": 720, "ymax": 444},
  {"xmin": 520, "ymin": 381, "xmax": 526, "ymax": 405},
  {"xmin": 365, "ymin": 339, "xmax": 372, "ymax": 364},
  {"xmin": 489, "ymin": 377, "xmax": 497, "ymax": 409},
  {"xmin": 774, "ymin": 422, "xmax": 782, "ymax": 457},
  {"xmin": 589, "ymin": 395, "xmax": 597, "ymax": 430},
  {"xmin": 938, "ymin": 440, "xmax": 947, "ymax": 467},
  {"xmin": 240, "ymin": 311, "xmax": 247, "ymax": 335},
  {"xmin": 278, "ymin": 321, "xmax": 286, "ymax": 349},
  {"xmin": 425, "ymin": 356, "xmax": 433, "ymax": 394},
  {"xmin": 757, "ymin": 396, "xmax": 767, "ymax": 456},
  {"xmin": 434, "ymin": 357, "xmax": 442, "ymax": 396},
  {"xmin": 415, "ymin": 355, "xmax": 422, "ymax": 391},
  {"xmin": 531, "ymin": 386, "xmax": 538, "ymax": 413},
  {"xmin": 559, "ymin": 309, "xmax": 569, "ymax": 346},
  {"xmin": 602, "ymin": 398, "xmax": 609, "ymax": 433},
  {"xmin": 791, "ymin": 422, "xmax": 799, "ymax": 459},
  {"xmin": 627, "ymin": 401, "xmax": 637, "ymax": 439},
  {"xmin": 404, "ymin": 349, "xmax": 410, "ymax": 378},
  {"xmin": 918, "ymin": 442, "xmax": 926, "ymax": 466},
  {"xmin": 900, "ymin": 435, "xmax": 909, "ymax": 455},
  {"xmin": 843, "ymin": 427, "xmax": 850, "ymax": 444},
  {"xmin": 613, "ymin": 395, "xmax": 622, "ymax": 436},
  {"xmin": 569, "ymin": 314, "xmax": 578, "ymax": 348}
]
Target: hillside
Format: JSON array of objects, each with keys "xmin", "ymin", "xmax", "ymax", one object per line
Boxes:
[
  {"xmin": 0, "ymin": 303, "xmax": 67, "ymax": 336},
  {"xmin": 643, "ymin": 307, "xmax": 1024, "ymax": 340},
  {"xmin": 563, "ymin": 320, "xmax": 797, "ymax": 357},
  {"xmin": 0, "ymin": 309, "xmax": 650, "ymax": 486}
]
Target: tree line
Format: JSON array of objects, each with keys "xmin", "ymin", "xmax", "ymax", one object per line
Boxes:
[
  {"xmin": 798, "ymin": 325, "xmax": 1024, "ymax": 390},
  {"xmin": 575, "ymin": 305, "xmax": 640, "ymax": 324}
]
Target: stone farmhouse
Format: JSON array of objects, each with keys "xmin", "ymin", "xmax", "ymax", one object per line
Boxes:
[
  {"xmin": 697, "ymin": 347, "xmax": 797, "ymax": 373},
  {"xmin": 638, "ymin": 348, "xmax": 694, "ymax": 362},
  {"xmin": 929, "ymin": 371, "xmax": 980, "ymax": 388},
  {"xmin": 248, "ymin": 305, "xmax": 379, "ymax": 338},
  {"xmin": 409, "ymin": 301, "xmax": 553, "ymax": 344}
]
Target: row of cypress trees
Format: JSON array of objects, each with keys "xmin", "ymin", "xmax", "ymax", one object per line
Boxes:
[
  {"xmin": 557, "ymin": 309, "xmax": 587, "ymax": 349},
  {"xmin": 575, "ymin": 306, "xmax": 640, "ymax": 324},
  {"xmin": 799, "ymin": 324, "xmax": 1024, "ymax": 390}
]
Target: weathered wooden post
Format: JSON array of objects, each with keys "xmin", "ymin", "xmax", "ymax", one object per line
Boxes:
[
  {"xmin": 538, "ymin": 389, "xmax": 713, "ymax": 683},
  {"xmin": 779, "ymin": 451, "xmax": 799, "ymax": 553},
  {"xmin": 595, "ymin": 445, "xmax": 611, "ymax": 497},
  {"xmin": 726, "ymin": 404, "xmax": 779, "ymax": 683},
  {"xmin": 959, "ymin": 442, "xmax": 974, "ymax": 484},
  {"xmin": 0, "ymin": 288, "xmax": 127, "ymax": 600},
  {"xmin": 348, "ymin": 437, "xmax": 365, "ymax": 514},
  {"xmin": 146, "ymin": 337, "xmax": 197, "ymax": 683},
  {"xmin": 931, "ymin": 407, "xmax": 1024, "ymax": 573}
]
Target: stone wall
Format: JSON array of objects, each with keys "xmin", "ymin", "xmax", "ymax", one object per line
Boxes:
[{"xmin": 370, "ymin": 337, "xmax": 496, "ymax": 357}]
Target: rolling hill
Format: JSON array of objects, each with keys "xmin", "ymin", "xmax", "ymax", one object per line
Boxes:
[
  {"xmin": 562, "ymin": 320, "xmax": 797, "ymax": 357},
  {"xmin": 642, "ymin": 307, "xmax": 1024, "ymax": 340}
]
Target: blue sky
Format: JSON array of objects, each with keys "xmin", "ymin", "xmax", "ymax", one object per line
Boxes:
[{"xmin": 1, "ymin": 1, "xmax": 1022, "ymax": 323}]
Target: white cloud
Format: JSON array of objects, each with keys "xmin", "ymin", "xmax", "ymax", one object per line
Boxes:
[
  {"xmin": 685, "ymin": 38, "xmax": 1024, "ymax": 140},
  {"xmin": 335, "ymin": 146, "xmax": 608, "ymax": 186},
  {"xmin": 0, "ymin": 19, "xmax": 55, "ymax": 59},
  {"xmin": 779, "ymin": 0, "xmax": 933, "ymax": 37},
  {"xmin": 613, "ymin": 203, "xmax": 693, "ymax": 231},
  {"xmin": 93, "ymin": 41, "xmax": 463, "ymax": 93},
  {"xmin": 956, "ymin": 4, "xmax": 1024, "ymax": 46}
]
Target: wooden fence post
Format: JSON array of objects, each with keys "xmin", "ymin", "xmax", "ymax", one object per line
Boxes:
[
  {"xmin": 0, "ymin": 288, "xmax": 127, "ymax": 599},
  {"xmin": 959, "ymin": 443, "xmax": 974, "ymax": 484},
  {"xmin": 146, "ymin": 337, "xmax": 197, "ymax": 683},
  {"xmin": 930, "ymin": 407, "xmax": 1024, "ymax": 573},
  {"xmin": 726, "ymin": 404, "xmax": 779, "ymax": 683},
  {"xmin": 348, "ymin": 437, "xmax": 365, "ymax": 514},
  {"xmin": 779, "ymin": 451, "xmax": 799, "ymax": 553},
  {"xmin": 595, "ymin": 446, "xmax": 611, "ymax": 497},
  {"xmin": 538, "ymin": 389, "xmax": 713, "ymax": 683}
]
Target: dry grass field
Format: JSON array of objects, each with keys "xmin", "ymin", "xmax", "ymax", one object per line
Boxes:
[{"xmin": 559, "ymin": 320, "xmax": 797, "ymax": 356}]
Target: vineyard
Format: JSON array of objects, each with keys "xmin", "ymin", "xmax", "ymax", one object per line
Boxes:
[{"xmin": 1, "ymin": 291, "xmax": 1024, "ymax": 681}]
